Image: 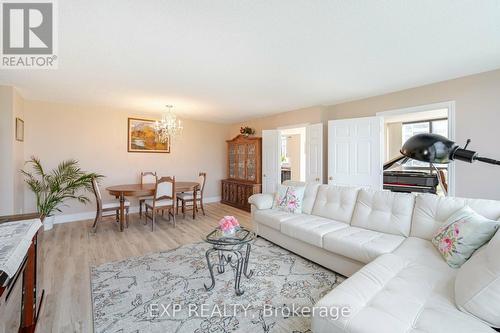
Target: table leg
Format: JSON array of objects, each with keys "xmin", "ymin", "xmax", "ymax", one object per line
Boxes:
[
  {"xmin": 204, "ymin": 248, "xmax": 217, "ymax": 291},
  {"xmin": 119, "ymin": 193, "xmax": 125, "ymax": 232},
  {"xmin": 193, "ymin": 187, "xmax": 197, "ymax": 220},
  {"xmin": 243, "ymin": 243, "xmax": 254, "ymax": 278},
  {"xmin": 233, "ymin": 251, "xmax": 245, "ymax": 296},
  {"xmin": 217, "ymin": 250, "xmax": 225, "ymax": 274}
]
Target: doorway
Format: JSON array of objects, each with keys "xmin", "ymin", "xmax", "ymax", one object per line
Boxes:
[
  {"xmin": 327, "ymin": 101, "xmax": 455, "ymax": 195},
  {"xmin": 262, "ymin": 123, "xmax": 323, "ymax": 193},
  {"xmin": 378, "ymin": 101, "xmax": 456, "ymax": 196},
  {"xmin": 280, "ymin": 127, "xmax": 306, "ymax": 183}
]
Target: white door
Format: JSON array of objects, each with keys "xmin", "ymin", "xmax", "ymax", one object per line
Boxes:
[
  {"xmin": 328, "ymin": 116, "xmax": 383, "ymax": 188},
  {"xmin": 262, "ymin": 130, "xmax": 281, "ymax": 193},
  {"xmin": 306, "ymin": 123, "xmax": 323, "ymax": 183}
]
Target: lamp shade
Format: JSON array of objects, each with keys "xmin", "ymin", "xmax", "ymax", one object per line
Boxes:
[{"xmin": 400, "ymin": 133, "xmax": 458, "ymax": 164}]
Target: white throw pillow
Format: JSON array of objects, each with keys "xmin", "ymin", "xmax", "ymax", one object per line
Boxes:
[{"xmin": 455, "ymin": 228, "xmax": 500, "ymax": 328}]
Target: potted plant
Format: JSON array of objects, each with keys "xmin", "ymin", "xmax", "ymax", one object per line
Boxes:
[
  {"xmin": 240, "ymin": 126, "xmax": 255, "ymax": 137},
  {"xmin": 21, "ymin": 157, "xmax": 102, "ymax": 231}
]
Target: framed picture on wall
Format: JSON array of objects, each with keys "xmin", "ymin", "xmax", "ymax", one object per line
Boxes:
[
  {"xmin": 127, "ymin": 118, "xmax": 170, "ymax": 153},
  {"xmin": 15, "ymin": 118, "xmax": 24, "ymax": 142}
]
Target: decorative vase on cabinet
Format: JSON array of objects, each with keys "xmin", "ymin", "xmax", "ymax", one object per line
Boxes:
[{"xmin": 221, "ymin": 135, "xmax": 262, "ymax": 211}]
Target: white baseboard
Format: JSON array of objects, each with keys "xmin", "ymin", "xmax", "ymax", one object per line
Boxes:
[{"xmin": 53, "ymin": 196, "xmax": 221, "ymax": 224}]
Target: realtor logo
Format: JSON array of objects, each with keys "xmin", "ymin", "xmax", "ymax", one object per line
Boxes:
[{"xmin": 1, "ymin": 0, "xmax": 58, "ymax": 68}]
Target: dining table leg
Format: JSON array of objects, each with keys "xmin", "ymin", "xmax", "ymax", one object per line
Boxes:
[
  {"xmin": 119, "ymin": 193, "xmax": 125, "ymax": 232},
  {"xmin": 192, "ymin": 187, "xmax": 197, "ymax": 220}
]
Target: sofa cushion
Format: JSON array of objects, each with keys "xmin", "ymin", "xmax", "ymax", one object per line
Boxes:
[
  {"xmin": 253, "ymin": 209, "xmax": 298, "ymax": 230},
  {"xmin": 283, "ymin": 181, "xmax": 320, "ymax": 214},
  {"xmin": 411, "ymin": 194, "xmax": 467, "ymax": 240},
  {"xmin": 281, "ymin": 215, "xmax": 349, "ymax": 248},
  {"xmin": 411, "ymin": 194, "xmax": 500, "ymax": 241},
  {"xmin": 311, "ymin": 185, "xmax": 360, "ymax": 223},
  {"xmin": 465, "ymin": 198, "xmax": 500, "ymax": 222},
  {"xmin": 350, "ymin": 188, "xmax": 415, "ymax": 237},
  {"xmin": 312, "ymin": 253, "xmax": 494, "ymax": 333},
  {"xmin": 393, "ymin": 237, "xmax": 454, "ymax": 271},
  {"xmin": 323, "ymin": 227, "xmax": 405, "ymax": 264},
  {"xmin": 455, "ymin": 229, "xmax": 500, "ymax": 328}
]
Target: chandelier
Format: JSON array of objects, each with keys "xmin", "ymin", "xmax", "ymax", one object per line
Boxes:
[{"xmin": 154, "ymin": 105, "xmax": 183, "ymax": 143}]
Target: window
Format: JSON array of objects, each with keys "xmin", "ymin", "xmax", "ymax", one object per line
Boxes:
[
  {"xmin": 432, "ymin": 119, "xmax": 448, "ymax": 137},
  {"xmin": 402, "ymin": 118, "xmax": 448, "ymax": 168}
]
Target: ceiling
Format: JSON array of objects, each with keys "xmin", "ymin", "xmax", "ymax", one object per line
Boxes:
[{"xmin": 1, "ymin": 0, "xmax": 500, "ymax": 123}]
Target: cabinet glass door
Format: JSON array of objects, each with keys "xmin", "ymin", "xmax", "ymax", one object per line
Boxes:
[
  {"xmin": 246, "ymin": 143, "xmax": 256, "ymax": 181},
  {"xmin": 229, "ymin": 144, "xmax": 236, "ymax": 178},
  {"xmin": 237, "ymin": 144, "xmax": 246, "ymax": 179}
]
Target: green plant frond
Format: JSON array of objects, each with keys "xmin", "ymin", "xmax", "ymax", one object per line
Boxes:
[
  {"xmin": 21, "ymin": 158, "xmax": 99, "ymax": 216},
  {"xmin": 26, "ymin": 156, "xmax": 46, "ymax": 177}
]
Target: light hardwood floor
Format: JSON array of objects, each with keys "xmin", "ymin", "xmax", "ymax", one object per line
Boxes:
[{"xmin": 36, "ymin": 203, "xmax": 252, "ymax": 333}]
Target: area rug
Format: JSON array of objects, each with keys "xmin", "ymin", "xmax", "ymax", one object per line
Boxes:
[{"xmin": 91, "ymin": 237, "xmax": 344, "ymax": 333}]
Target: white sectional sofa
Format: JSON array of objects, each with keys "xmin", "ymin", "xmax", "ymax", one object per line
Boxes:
[{"xmin": 249, "ymin": 181, "xmax": 500, "ymax": 333}]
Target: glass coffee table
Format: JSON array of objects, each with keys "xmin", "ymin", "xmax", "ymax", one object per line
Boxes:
[{"xmin": 203, "ymin": 227, "xmax": 256, "ymax": 296}]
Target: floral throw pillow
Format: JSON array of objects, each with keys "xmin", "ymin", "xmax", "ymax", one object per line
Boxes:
[
  {"xmin": 272, "ymin": 185, "xmax": 305, "ymax": 214},
  {"xmin": 431, "ymin": 206, "xmax": 500, "ymax": 268}
]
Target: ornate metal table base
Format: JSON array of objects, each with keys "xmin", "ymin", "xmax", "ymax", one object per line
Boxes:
[{"xmin": 204, "ymin": 243, "xmax": 254, "ymax": 296}]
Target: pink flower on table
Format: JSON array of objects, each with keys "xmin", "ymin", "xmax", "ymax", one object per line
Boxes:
[
  {"xmin": 218, "ymin": 215, "xmax": 239, "ymax": 232},
  {"xmin": 453, "ymin": 224, "xmax": 460, "ymax": 237}
]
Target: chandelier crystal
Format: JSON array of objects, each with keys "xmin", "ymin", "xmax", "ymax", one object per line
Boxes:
[{"xmin": 154, "ymin": 105, "xmax": 183, "ymax": 143}]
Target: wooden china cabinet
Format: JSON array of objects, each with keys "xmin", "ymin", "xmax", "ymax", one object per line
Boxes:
[{"xmin": 221, "ymin": 135, "xmax": 262, "ymax": 212}]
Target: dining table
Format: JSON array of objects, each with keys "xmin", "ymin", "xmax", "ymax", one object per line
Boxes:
[{"xmin": 106, "ymin": 181, "xmax": 200, "ymax": 231}]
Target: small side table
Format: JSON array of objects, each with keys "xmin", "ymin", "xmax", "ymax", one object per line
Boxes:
[{"xmin": 203, "ymin": 227, "xmax": 256, "ymax": 296}]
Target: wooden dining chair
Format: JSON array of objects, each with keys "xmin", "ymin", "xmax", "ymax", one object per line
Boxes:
[
  {"xmin": 144, "ymin": 176, "xmax": 176, "ymax": 231},
  {"xmin": 177, "ymin": 172, "xmax": 206, "ymax": 218},
  {"xmin": 91, "ymin": 177, "xmax": 130, "ymax": 232},
  {"xmin": 138, "ymin": 171, "xmax": 157, "ymax": 219}
]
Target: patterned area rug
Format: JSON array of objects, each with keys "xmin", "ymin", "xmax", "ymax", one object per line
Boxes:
[{"xmin": 91, "ymin": 237, "xmax": 344, "ymax": 333}]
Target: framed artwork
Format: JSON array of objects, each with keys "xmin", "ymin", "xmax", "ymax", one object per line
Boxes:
[
  {"xmin": 15, "ymin": 118, "xmax": 24, "ymax": 142},
  {"xmin": 127, "ymin": 118, "xmax": 170, "ymax": 153}
]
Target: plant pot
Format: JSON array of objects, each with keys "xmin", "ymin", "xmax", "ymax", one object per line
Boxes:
[{"xmin": 43, "ymin": 215, "xmax": 55, "ymax": 231}]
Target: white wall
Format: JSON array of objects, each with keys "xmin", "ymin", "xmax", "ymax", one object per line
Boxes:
[
  {"xmin": 13, "ymin": 90, "xmax": 24, "ymax": 213},
  {"xmin": 0, "ymin": 86, "xmax": 25, "ymax": 215},
  {"xmin": 0, "ymin": 86, "xmax": 15, "ymax": 215},
  {"xmin": 22, "ymin": 99, "xmax": 230, "ymax": 218}
]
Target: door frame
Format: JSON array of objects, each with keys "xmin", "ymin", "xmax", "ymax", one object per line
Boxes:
[{"xmin": 376, "ymin": 101, "xmax": 456, "ymax": 196}]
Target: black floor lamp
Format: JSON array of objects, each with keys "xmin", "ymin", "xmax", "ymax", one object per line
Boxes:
[{"xmin": 400, "ymin": 133, "xmax": 500, "ymax": 196}]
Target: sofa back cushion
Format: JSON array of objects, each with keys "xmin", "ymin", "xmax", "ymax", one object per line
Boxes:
[
  {"xmin": 311, "ymin": 185, "xmax": 360, "ymax": 223},
  {"xmin": 350, "ymin": 189, "xmax": 415, "ymax": 236},
  {"xmin": 411, "ymin": 194, "xmax": 500, "ymax": 241},
  {"xmin": 455, "ymin": 229, "xmax": 500, "ymax": 327},
  {"xmin": 283, "ymin": 181, "xmax": 320, "ymax": 215},
  {"xmin": 465, "ymin": 198, "xmax": 500, "ymax": 222}
]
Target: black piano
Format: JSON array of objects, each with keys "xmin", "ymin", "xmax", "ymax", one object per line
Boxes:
[{"xmin": 383, "ymin": 156, "xmax": 439, "ymax": 194}]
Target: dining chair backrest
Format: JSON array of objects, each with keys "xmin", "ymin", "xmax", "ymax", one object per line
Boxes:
[
  {"xmin": 141, "ymin": 171, "xmax": 157, "ymax": 184},
  {"xmin": 91, "ymin": 177, "xmax": 103, "ymax": 211},
  {"xmin": 197, "ymin": 172, "xmax": 206, "ymax": 194},
  {"xmin": 155, "ymin": 176, "xmax": 175, "ymax": 201}
]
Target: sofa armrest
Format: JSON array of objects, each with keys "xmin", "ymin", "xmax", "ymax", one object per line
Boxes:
[{"xmin": 248, "ymin": 193, "xmax": 274, "ymax": 210}]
